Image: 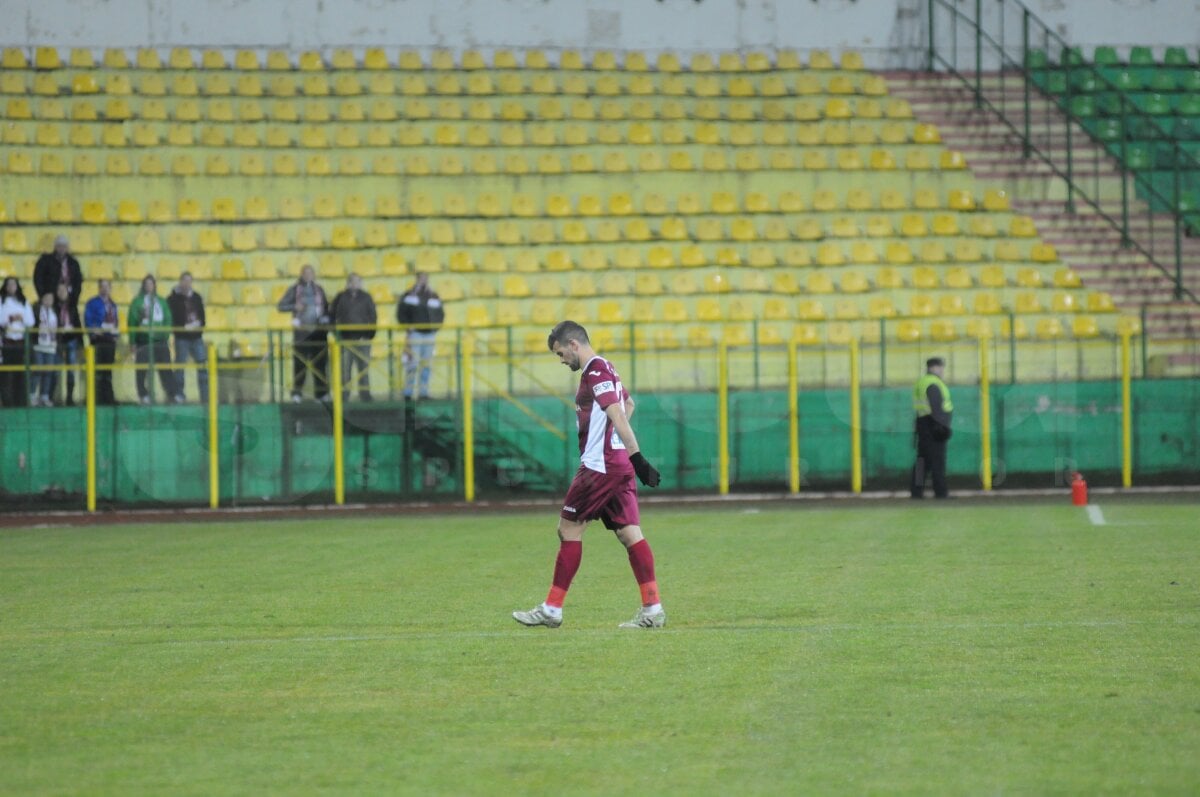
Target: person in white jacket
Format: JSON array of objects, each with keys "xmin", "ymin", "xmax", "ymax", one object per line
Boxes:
[
  {"xmin": 0, "ymin": 277, "xmax": 35, "ymax": 407},
  {"xmin": 31, "ymin": 292, "xmax": 59, "ymax": 407}
]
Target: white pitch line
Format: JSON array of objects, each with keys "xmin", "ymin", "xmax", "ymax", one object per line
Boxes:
[
  {"xmin": 3, "ymin": 618, "xmax": 1150, "ymax": 649},
  {"xmin": 1086, "ymin": 504, "xmax": 1107, "ymax": 526}
]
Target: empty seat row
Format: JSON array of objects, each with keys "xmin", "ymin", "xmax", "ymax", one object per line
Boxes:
[
  {"xmin": 1, "ymin": 96, "xmax": 911, "ymax": 124},
  {"xmin": 4, "ymin": 146, "xmax": 967, "ymax": 178},
  {"xmin": 0, "ymin": 70, "xmax": 889, "ymax": 99},
  {"xmin": 0, "ymin": 189, "xmax": 1010, "ymax": 224},
  {"xmin": 0, "ymin": 211, "xmax": 1045, "ymax": 252},
  {"xmin": 2, "ymin": 119, "xmax": 930, "ymax": 147},
  {"xmin": 2, "ymin": 46, "xmax": 868, "ymax": 73}
]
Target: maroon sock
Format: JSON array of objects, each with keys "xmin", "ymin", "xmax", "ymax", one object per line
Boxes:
[
  {"xmin": 627, "ymin": 539, "xmax": 660, "ymax": 606},
  {"xmin": 545, "ymin": 540, "xmax": 582, "ymax": 608}
]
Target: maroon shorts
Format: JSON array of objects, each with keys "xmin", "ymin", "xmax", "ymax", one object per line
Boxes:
[{"xmin": 560, "ymin": 466, "xmax": 640, "ymax": 531}]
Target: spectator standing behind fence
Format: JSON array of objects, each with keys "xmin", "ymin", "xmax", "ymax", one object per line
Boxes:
[
  {"xmin": 84, "ymin": 279, "xmax": 120, "ymax": 405},
  {"xmin": 33, "ymin": 235, "xmax": 83, "ymax": 312},
  {"xmin": 31, "ymin": 292, "xmax": 59, "ymax": 406},
  {"xmin": 331, "ymin": 273, "xmax": 377, "ymax": 402},
  {"xmin": 277, "ymin": 264, "xmax": 331, "ymax": 404},
  {"xmin": 54, "ymin": 284, "xmax": 82, "ymax": 406},
  {"xmin": 167, "ymin": 272, "xmax": 208, "ymax": 402},
  {"xmin": 0, "ymin": 277, "xmax": 35, "ymax": 407},
  {"xmin": 396, "ymin": 272, "xmax": 444, "ymax": 400},
  {"xmin": 128, "ymin": 275, "xmax": 183, "ymax": 405}
]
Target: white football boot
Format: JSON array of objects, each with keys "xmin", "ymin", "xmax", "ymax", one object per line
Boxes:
[
  {"xmin": 618, "ymin": 606, "xmax": 667, "ymax": 629},
  {"xmin": 512, "ymin": 605, "xmax": 562, "ymax": 628}
]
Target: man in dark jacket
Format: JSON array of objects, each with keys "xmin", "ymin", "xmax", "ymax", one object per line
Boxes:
[
  {"xmin": 277, "ymin": 264, "xmax": 330, "ymax": 403},
  {"xmin": 911, "ymin": 357, "xmax": 954, "ymax": 499},
  {"xmin": 83, "ymin": 279, "xmax": 120, "ymax": 405},
  {"xmin": 330, "ymin": 273, "xmax": 377, "ymax": 401},
  {"xmin": 33, "ymin": 235, "xmax": 84, "ymax": 311},
  {"xmin": 396, "ymin": 272, "xmax": 444, "ymax": 399},
  {"xmin": 166, "ymin": 271, "xmax": 208, "ymax": 401}
]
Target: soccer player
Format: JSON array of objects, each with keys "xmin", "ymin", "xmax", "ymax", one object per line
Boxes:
[{"xmin": 513, "ymin": 321, "xmax": 665, "ymax": 629}]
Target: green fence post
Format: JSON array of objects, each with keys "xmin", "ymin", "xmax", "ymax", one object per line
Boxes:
[
  {"xmin": 1173, "ymin": 153, "xmax": 1184, "ymax": 299},
  {"xmin": 1022, "ymin": 9, "xmax": 1032, "ymax": 158},
  {"xmin": 927, "ymin": 0, "xmax": 936, "ymax": 70},
  {"xmin": 23, "ymin": 331, "xmax": 30, "ymax": 404},
  {"xmin": 1063, "ymin": 45, "xmax": 1075, "ymax": 213},
  {"xmin": 1140, "ymin": 304, "xmax": 1148, "ymax": 375},
  {"xmin": 974, "ymin": 0, "xmax": 983, "ymax": 108},
  {"xmin": 1009, "ymin": 312, "xmax": 1017, "ymax": 384},
  {"xmin": 386, "ymin": 327, "xmax": 395, "ymax": 401},
  {"xmin": 505, "ymin": 326, "xmax": 513, "ymax": 395},
  {"xmin": 879, "ymin": 320, "xmax": 887, "ymax": 385},
  {"xmin": 1120, "ymin": 94, "xmax": 1131, "ymax": 246}
]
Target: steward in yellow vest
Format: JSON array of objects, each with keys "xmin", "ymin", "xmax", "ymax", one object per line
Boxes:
[{"xmin": 911, "ymin": 357, "xmax": 953, "ymax": 499}]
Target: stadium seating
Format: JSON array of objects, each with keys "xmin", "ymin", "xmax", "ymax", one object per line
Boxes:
[
  {"xmin": 0, "ymin": 45, "xmax": 1121, "ymax": 356},
  {"xmin": 1029, "ymin": 45, "xmax": 1200, "ymax": 218}
]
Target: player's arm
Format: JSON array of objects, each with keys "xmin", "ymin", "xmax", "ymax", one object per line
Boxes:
[
  {"xmin": 605, "ymin": 403, "xmax": 660, "ymax": 487},
  {"xmin": 623, "ymin": 395, "xmax": 635, "ymax": 421}
]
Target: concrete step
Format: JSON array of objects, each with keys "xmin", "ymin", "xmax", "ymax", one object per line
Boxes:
[{"xmin": 893, "ymin": 69, "xmax": 1200, "ymax": 312}]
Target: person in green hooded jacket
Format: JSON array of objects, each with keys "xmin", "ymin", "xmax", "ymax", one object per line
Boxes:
[
  {"xmin": 128, "ymin": 275, "xmax": 183, "ymax": 404},
  {"xmin": 911, "ymin": 357, "xmax": 953, "ymax": 499}
]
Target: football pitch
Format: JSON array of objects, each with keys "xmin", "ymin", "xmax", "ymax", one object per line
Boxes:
[{"xmin": 2, "ymin": 499, "xmax": 1198, "ymax": 795}]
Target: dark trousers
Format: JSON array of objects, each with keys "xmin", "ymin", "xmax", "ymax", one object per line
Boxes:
[
  {"xmin": 341, "ymin": 339, "xmax": 372, "ymax": 399},
  {"xmin": 911, "ymin": 418, "xmax": 949, "ymax": 499},
  {"xmin": 92, "ymin": 337, "xmax": 117, "ymax": 405},
  {"xmin": 293, "ymin": 330, "xmax": 328, "ymax": 399},
  {"xmin": 135, "ymin": 341, "xmax": 178, "ymax": 400},
  {"xmin": 0, "ymin": 340, "xmax": 28, "ymax": 407}
]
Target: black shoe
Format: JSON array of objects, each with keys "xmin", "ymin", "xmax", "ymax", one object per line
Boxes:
[
  {"xmin": 66, "ymin": 398, "xmax": 75, "ymax": 407},
  {"xmin": 359, "ymin": 393, "xmax": 373, "ymax": 402}
]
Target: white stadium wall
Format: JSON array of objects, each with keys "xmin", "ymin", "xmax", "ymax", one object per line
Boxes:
[{"xmin": 0, "ymin": 0, "xmax": 1197, "ymax": 68}]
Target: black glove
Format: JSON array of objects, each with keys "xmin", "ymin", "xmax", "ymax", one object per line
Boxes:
[
  {"xmin": 933, "ymin": 425, "xmax": 952, "ymax": 442},
  {"xmin": 629, "ymin": 452, "xmax": 661, "ymax": 488}
]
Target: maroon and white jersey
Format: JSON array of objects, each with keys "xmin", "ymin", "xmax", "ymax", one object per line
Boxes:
[{"xmin": 574, "ymin": 356, "xmax": 633, "ymax": 475}]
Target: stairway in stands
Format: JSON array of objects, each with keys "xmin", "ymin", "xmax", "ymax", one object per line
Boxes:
[{"xmin": 886, "ymin": 71, "xmax": 1200, "ymax": 340}]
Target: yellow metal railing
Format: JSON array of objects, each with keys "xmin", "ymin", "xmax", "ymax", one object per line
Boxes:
[{"xmin": 3, "ymin": 331, "xmax": 1152, "ymax": 512}]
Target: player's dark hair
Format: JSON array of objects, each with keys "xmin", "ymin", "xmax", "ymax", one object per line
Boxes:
[
  {"xmin": 547, "ymin": 320, "xmax": 590, "ymax": 350},
  {"xmin": 926, "ymin": 357, "xmax": 945, "ymax": 369}
]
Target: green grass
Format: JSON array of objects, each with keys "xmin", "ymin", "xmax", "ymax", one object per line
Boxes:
[{"xmin": 2, "ymin": 500, "xmax": 1198, "ymax": 795}]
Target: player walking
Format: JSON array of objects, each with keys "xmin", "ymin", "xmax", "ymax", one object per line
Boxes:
[{"xmin": 513, "ymin": 321, "xmax": 665, "ymax": 629}]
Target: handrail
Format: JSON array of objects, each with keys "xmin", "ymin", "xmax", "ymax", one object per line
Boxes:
[
  {"xmin": 471, "ymin": 368, "xmax": 568, "ymax": 441},
  {"xmin": 928, "ymin": 0, "xmax": 1198, "ymax": 303}
]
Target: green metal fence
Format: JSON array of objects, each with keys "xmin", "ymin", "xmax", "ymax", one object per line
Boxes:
[{"xmin": 928, "ymin": 0, "xmax": 1197, "ymax": 302}]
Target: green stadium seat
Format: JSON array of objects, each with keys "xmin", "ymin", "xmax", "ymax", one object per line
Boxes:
[
  {"xmin": 1129, "ymin": 47, "xmax": 1155, "ymax": 67},
  {"xmin": 1093, "ymin": 47, "xmax": 1119, "ymax": 67},
  {"xmin": 1164, "ymin": 47, "xmax": 1190, "ymax": 67}
]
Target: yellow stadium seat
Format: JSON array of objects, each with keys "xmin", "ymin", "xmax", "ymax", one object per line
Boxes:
[
  {"xmin": 900, "ymin": 215, "xmax": 929, "ymax": 237},
  {"xmin": 1015, "ymin": 267, "xmax": 1043, "ymax": 288},
  {"xmin": 978, "ymin": 265, "xmax": 1006, "ymax": 288},
  {"xmin": 1036, "ymin": 318, "xmax": 1064, "ymax": 340},
  {"xmin": 892, "ymin": 319, "xmax": 921, "ymax": 343},
  {"xmin": 35, "ymin": 46, "xmax": 62, "ymax": 69},
  {"xmin": 1070, "ymin": 316, "xmax": 1099, "ymax": 339},
  {"xmin": 940, "ymin": 150, "xmax": 967, "ymax": 169},
  {"xmin": 973, "ymin": 293, "xmax": 1003, "ymax": 315},
  {"xmin": 912, "ymin": 266, "xmax": 939, "ymax": 290},
  {"xmin": 966, "ymin": 217, "xmax": 997, "ymax": 238},
  {"xmin": 1014, "ymin": 293, "xmax": 1042, "ymax": 314},
  {"xmin": 928, "ymin": 320, "xmax": 958, "ymax": 342},
  {"xmin": 983, "ymin": 189, "xmax": 1010, "ymax": 212},
  {"xmin": 1087, "ymin": 292, "xmax": 1116, "ymax": 313},
  {"xmin": 1033, "ymin": 243, "xmax": 1060, "ymax": 263},
  {"xmin": 1051, "ymin": 292, "xmax": 1079, "ymax": 313},
  {"xmin": 931, "ymin": 214, "xmax": 959, "ymax": 236}
]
